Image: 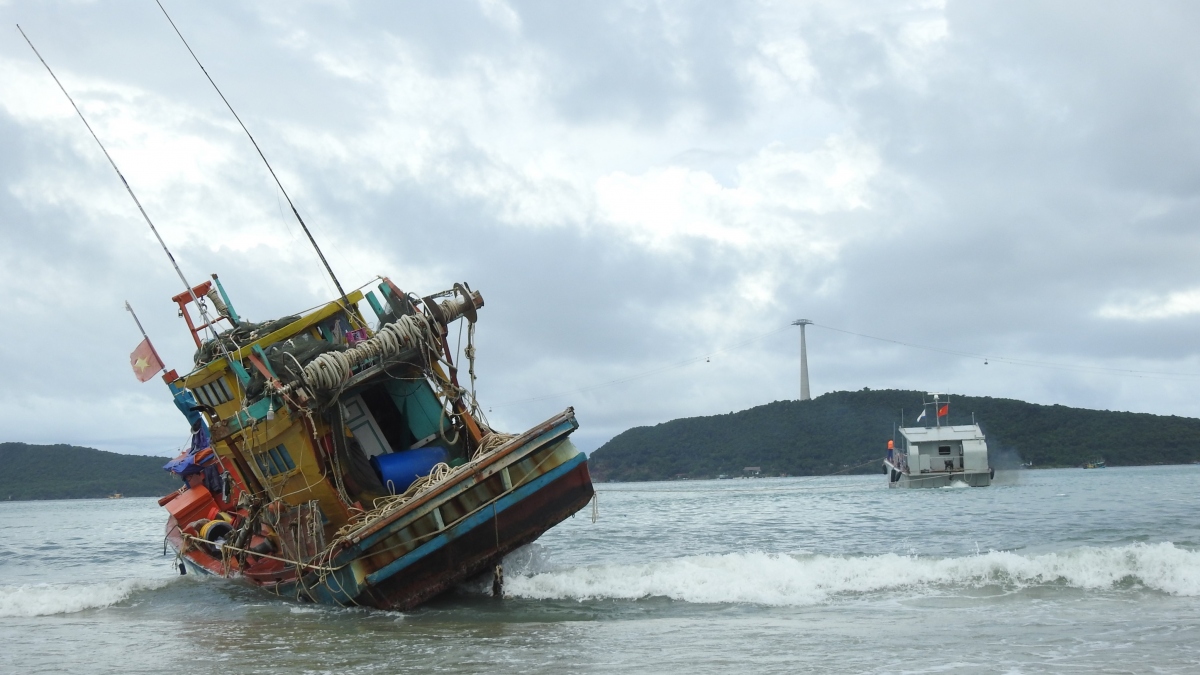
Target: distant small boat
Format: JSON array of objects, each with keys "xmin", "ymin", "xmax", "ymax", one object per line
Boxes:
[
  {"xmin": 883, "ymin": 393, "xmax": 993, "ymax": 489},
  {"xmin": 107, "ymin": 493, "xmax": 123, "ymax": 499},
  {"xmin": 1083, "ymin": 460, "xmax": 1106, "ymax": 469}
]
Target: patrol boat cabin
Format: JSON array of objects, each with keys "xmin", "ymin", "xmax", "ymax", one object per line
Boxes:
[{"xmin": 884, "ymin": 394, "xmax": 993, "ymax": 488}]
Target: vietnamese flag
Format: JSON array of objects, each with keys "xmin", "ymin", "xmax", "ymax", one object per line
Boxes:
[
  {"xmin": 130, "ymin": 337, "xmax": 164, "ymax": 383},
  {"xmin": 937, "ymin": 404, "xmax": 949, "ymax": 417}
]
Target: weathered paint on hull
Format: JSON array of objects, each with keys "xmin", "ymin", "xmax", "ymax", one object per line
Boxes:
[
  {"xmin": 168, "ymin": 447, "xmax": 593, "ymax": 609},
  {"xmin": 361, "ymin": 452, "xmax": 592, "ymax": 610}
]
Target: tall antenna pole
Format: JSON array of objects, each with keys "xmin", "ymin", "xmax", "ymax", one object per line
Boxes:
[
  {"xmin": 792, "ymin": 319, "xmax": 813, "ymax": 401},
  {"xmin": 18, "ymin": 24, "xmax": 218, "ymax": 343},
  {"xmin": 153, "ymin": 0, "xmax": 349, "ymax": 306},
  {"xmin": 125, "ymin": 300, "xmax": 151, "ymax": 339}
]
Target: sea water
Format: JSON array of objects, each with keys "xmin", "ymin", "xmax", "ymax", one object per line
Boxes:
[{"xmin": 1, "ymin": 465, "xmax": 1198, "ymax": 673}]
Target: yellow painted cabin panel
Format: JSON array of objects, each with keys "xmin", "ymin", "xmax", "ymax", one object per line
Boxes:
[{"xmin": 225, "ymin": 412, "xmax": 350, "ymax": 524}]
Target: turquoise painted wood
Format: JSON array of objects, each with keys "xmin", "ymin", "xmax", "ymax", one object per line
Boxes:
[
  {"xmin": 211, "ymin": 275, "xmax": 241, "ymax": 324},
  {"xmin": 365, "ymin": 291, "xmax": 386, "ymax": 321},
  {"xmin": 251, "ymin": 345, "xmax": 279, "ymax": 379},
  {"xmin": 363, "ymin": 451, "xmax": 587, "ymax": 588},
  {"xmin": 229, "ymin": 397, "xmax": 274, "ymax": 431},
  {"xmin": 346, "ymin": 418, "xmax": 576, "ymax": 554},
  {"xmin": 228, "ymin": 359, "xmax": 252, "ymax": 386},
  {"xmin": 384, "ymin": 379, "xmax": 445, "ymax": 441}
]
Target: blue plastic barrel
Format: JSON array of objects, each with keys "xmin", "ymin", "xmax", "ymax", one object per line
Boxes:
[{"xmin": 371, "ymin": 447, "xmax": 450, "ymax": 494}]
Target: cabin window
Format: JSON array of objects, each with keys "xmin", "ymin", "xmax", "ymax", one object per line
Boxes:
[
  {"xmin": 191, "ymin": 385, "xmax": 211, "ymax": 407},
  {"xmin": 938, "ymin": 445, "xmax": 951, "ymax": 455},
  {"xmin": 191, "ymin": 377, "xmax": 233, "ymax": 407},
  {"xmin": 256, "ymin": 444, "xmax": 296, "ymax": 477}
]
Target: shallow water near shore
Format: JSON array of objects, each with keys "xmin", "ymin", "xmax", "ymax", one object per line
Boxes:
[{"xmin": 2, "ymin": 464, "xmax": 1198, "ymax": 673}]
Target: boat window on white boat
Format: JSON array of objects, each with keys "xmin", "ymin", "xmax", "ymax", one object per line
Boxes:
[
  {"xmin": 938, "ymin": 445, "xmax": 952, "ymax": 455},
  {"xmin": 256, "ymin": 444, "xmax": 296, "ymax": 477}
]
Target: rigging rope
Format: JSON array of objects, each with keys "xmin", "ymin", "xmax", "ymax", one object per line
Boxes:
[
  {"xmin": 153, "ymin": 0, "xmax": 350, "ymax": 306},
  {"xmin": 328, "ymin": 430, "xmax": 518, "ymax": 543},
  {"xmin": 302, "ymin": 313, "xmax": 437, "ymax": 392}
]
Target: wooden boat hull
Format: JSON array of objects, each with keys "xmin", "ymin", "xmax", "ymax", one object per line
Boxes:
[
  {"xmin": 167, "ymin": 413, "xmax": 593, "ymax": 610},
  {"xmin": 348, "ymin": 450, "xmax": 591, "ymax": 610}
]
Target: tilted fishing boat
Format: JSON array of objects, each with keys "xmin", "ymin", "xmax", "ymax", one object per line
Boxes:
[
  {"xmin": 157, "ymin": 277, "xmax": 593, "ymax": 609},
  {"xmin": 18, "ymin": 13, "xmax": 592, "ymax": 611}
]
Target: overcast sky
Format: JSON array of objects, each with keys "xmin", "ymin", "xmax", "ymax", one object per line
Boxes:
[{"xmin": 2, "ymin": 0, "xmax": 1199, "ymax": 456}]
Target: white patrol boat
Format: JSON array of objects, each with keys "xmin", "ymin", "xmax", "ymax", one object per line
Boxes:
[{"xmin": 883, "ymin": 393, "xmax": 993, "ymax": 488}]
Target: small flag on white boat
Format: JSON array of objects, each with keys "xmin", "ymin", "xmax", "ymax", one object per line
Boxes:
[{"xmin": 915, "ymin": 408, "xmax": 927, "ymax": 423}]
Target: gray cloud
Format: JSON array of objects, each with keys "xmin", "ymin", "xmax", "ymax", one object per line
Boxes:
[{"xmin": 3, "ymin": 0, "xmax": 1199, "ymax": 456}]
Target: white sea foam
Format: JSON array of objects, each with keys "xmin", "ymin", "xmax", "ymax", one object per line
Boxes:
[
  {"xmin": 0, "ymin": 577, "xmax": 175, "ymax": 617},
  {"xmin": 289, "ymin": 605, "xmax": 322, "ymax": 614},
  {"xmin": 504, "ymin": 542, "xmax": 1200, "ymax": 606}
]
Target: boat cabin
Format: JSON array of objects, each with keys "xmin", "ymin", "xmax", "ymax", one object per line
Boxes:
[{"xmin": 898, "ymin": 424, "xmax": 990, "ymax": 485}]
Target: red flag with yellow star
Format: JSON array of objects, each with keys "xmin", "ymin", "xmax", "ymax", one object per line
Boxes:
[{"xmin": 130, "ymin": 337, "xmax": 164, "ymax": 383}]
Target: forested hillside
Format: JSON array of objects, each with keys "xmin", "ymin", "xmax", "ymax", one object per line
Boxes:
[
  {"xmin": 0, "ymin": 443, "xmax": 178, "ymax": 500},
  {"xmin": 588, "ymin": 389, "xmax": 1200, "ymax": 482}
]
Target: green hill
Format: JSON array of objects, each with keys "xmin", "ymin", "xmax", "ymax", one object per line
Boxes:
[
  {"xmin": 0, "ymin": 443, "xmax": 179, "ymax": 500},
  {"xmin": 588, "ymin": 389, "xmax": 1200, "ymax": 482}
]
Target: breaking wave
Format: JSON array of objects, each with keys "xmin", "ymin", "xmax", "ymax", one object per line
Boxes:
[
  {"xmin": 0, "ymin": 577, "xmax": 175, "ymax": 617},
  {"xmin": 504, "ymin": 542, "xmax": 1200, "ymax": 606}
]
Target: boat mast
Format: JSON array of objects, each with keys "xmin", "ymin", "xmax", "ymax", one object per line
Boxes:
[
  {"xmin": 18, "ymin": 25, "xmax": 220, "ymax": 344},
  {"xmin": 925, "ymin": 391, "xmax": 945, "ymax": 428},
  {"xmin": 153, "ymin": 0, "xmax": 351, "ymax": 309}
]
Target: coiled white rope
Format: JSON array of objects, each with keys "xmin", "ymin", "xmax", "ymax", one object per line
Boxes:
[{"xmin": 302, "ymin": 313, "xmax": 436, "ymax": 392}]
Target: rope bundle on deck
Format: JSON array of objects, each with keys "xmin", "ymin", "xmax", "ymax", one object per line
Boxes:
[{"xmin": 302, "ymin": 313, "xmax": 436, "ymax": 392}]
